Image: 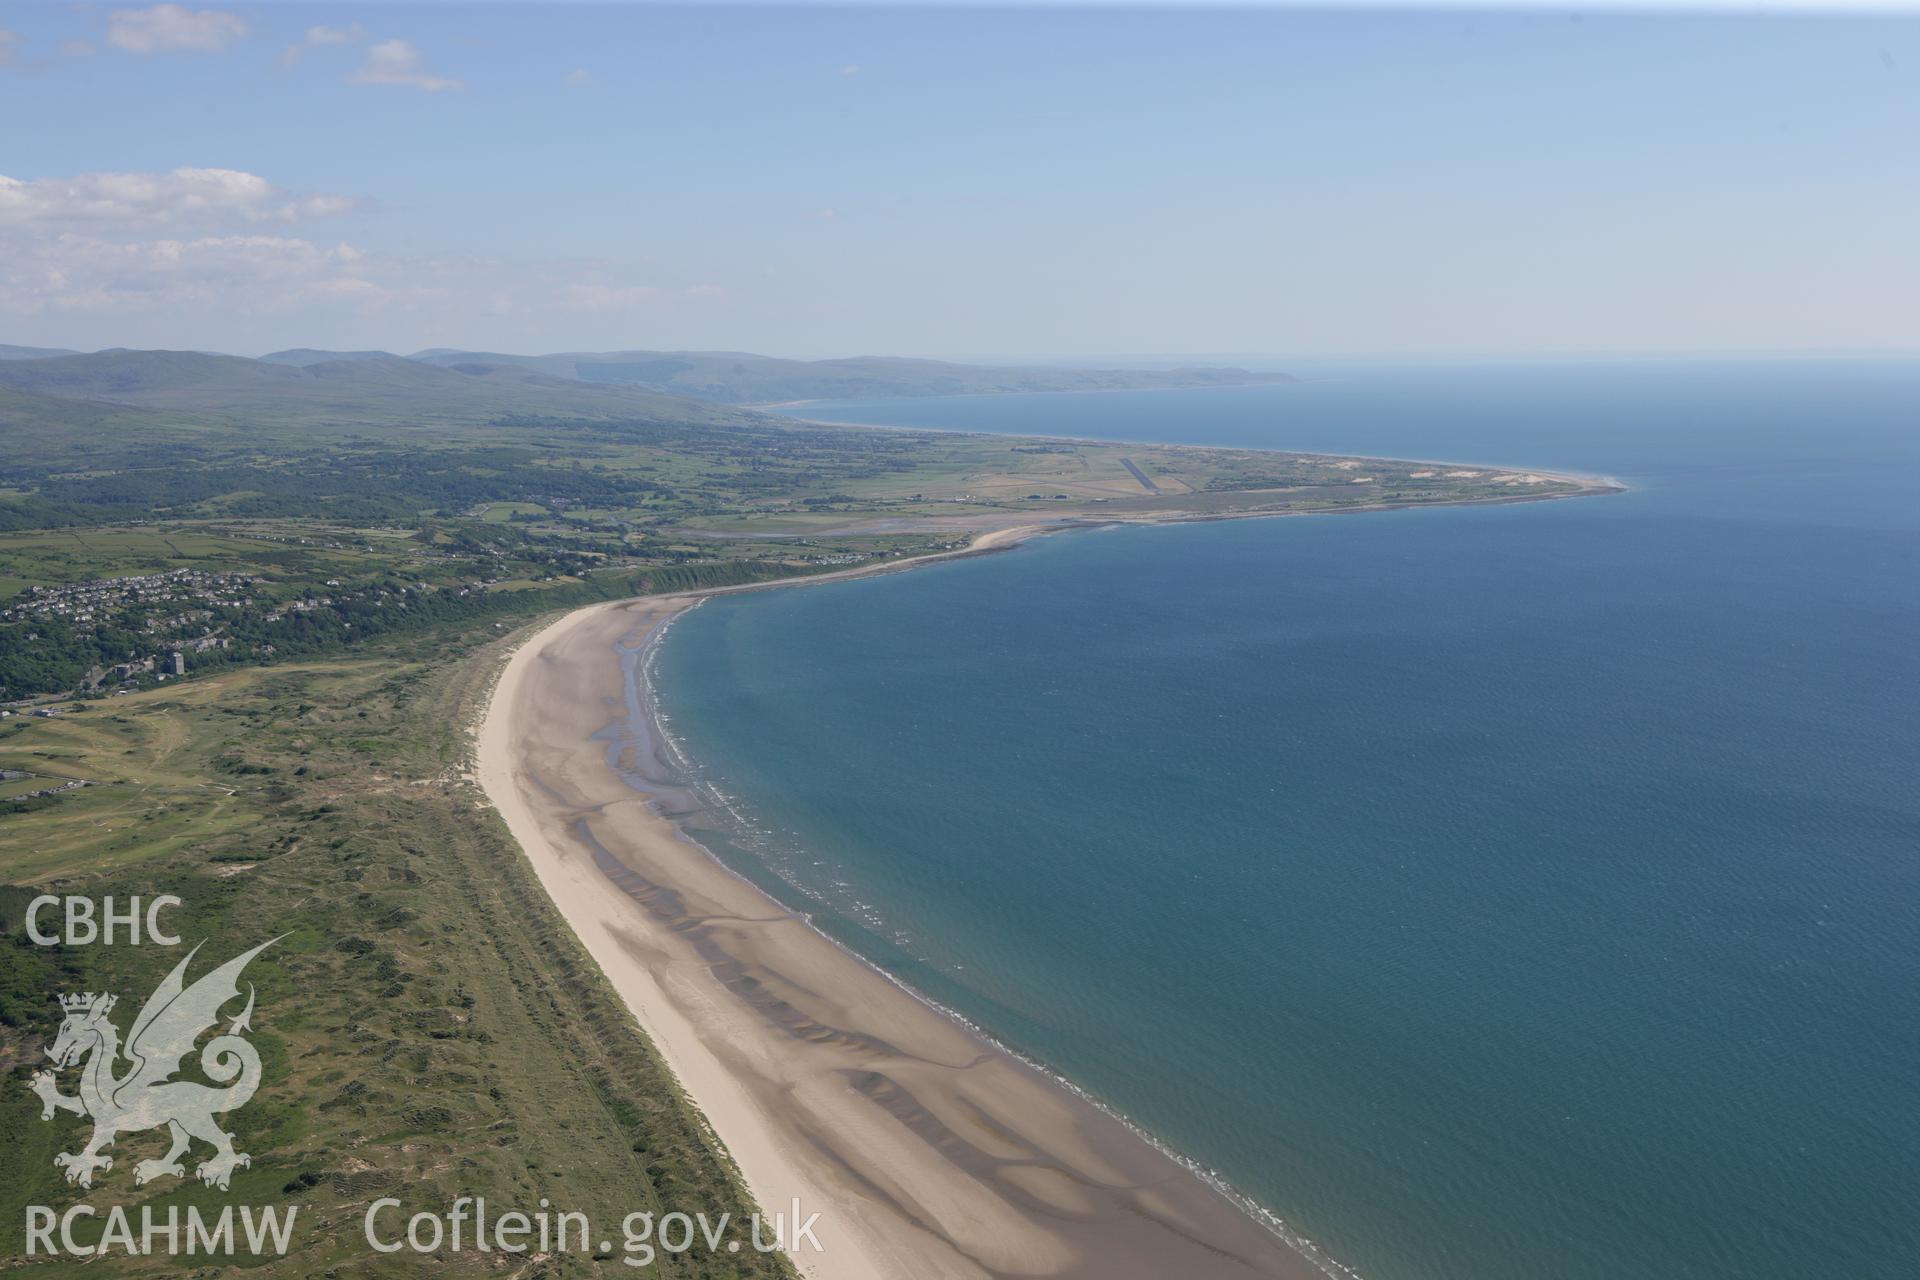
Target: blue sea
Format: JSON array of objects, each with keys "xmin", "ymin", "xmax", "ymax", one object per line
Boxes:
[{"xmin": 652, "ymin": 361, "xmax": 1920, "ymax": 1280}]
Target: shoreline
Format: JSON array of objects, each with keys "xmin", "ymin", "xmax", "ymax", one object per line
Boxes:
[
  {"xmin": 674, "ymin": 476, "xmax": 1623, "ymax": 589},
  {"xmin": 761, "ymin": 404, "xmax": 1629, "ymax": 500},
  {"xmin": 744, "ymin": 377, "xmax": 1299, "ymax": 411},
  {"xmin": 476, "ymin": 593, "xmax": 1342, "ymax": 1280},
  {"xmin": 472, "ymin": 480, "xmax": 1617, "ymax": 1279},
  {"xmin": 631, "ymin": 603, "xmax": 1368, "ymax": 1278},
  {"xmin": 474, "ymin": 550, "xmax": 1351, "ymax": 1280}
]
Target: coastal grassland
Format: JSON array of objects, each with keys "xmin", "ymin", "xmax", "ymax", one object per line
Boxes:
[
  {"xmin": 0, "ymin": 686, "xmax": 265, "ymax": 883},
  {"xmin": 0, "ymin": 382, "xmax": 1597, "ymax": 702},
  {"xmin": 2, "ymin": 398, "xmax": 1581, "ymax": 545},
  {"xmin": 0, "ymin": 623, "xmax": 796, "ymax": 1278}
]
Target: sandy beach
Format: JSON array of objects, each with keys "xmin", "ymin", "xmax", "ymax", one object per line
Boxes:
[
  {"xmin": 473, "ymin": 530, "xmax": 1338, "ymax": 1280},
  {"xmin": 470, "ymin": 468, "xmax": 1619, "ymax": 1278}
]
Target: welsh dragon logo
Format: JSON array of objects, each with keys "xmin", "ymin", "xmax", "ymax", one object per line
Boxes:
[{"xmin": 27, "ymin": 939, "xmax": 278, "ymax": 1191}]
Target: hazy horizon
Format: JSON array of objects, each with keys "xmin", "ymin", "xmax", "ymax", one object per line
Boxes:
[
  {"xmin": 3, "ymin": 3, "xmax": 1916, "ymax": 358},
  {"xmin": 8, "ymin": 343, "xmax": 1919, "ymax": 370}
]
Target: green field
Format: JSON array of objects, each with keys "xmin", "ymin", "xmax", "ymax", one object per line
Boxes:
[
  {"xmin": 0, "ymin": 527, "xmax": 395, "ymax": 592},
  {"xmin": 0, "ymin": 349, "xmax": 1610, "ymax": 1274},
  {"xmin": 0, "ymin": 371, "xmax": 1582, "ymax": 703}
]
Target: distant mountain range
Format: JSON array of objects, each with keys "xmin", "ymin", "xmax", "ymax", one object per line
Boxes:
[
  {"xmin": 0, "ymin": 349, "xmax": 761, "ymax": 429},
  {"xmin": 0, "ymin": 344, "xmax": 82, "ymax": 361},
  {"xmin": 257, "ymin": 348, "xmax": 399, "ymax": 367},
  {"xmin": 0, "ymin": 344, "xmax": 1293, "ymax": 406},
  {"xmin": 392, "ymin": 348, "xmax": 1295, "ymax": 404}
]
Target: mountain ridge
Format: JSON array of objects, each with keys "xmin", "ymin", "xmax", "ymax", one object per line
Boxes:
[
  {"xmin": 0, "ymin": 343, "xmax": 83, "ymax": 361},
  {"xmin": 0, "ymin": 346, "xmax": 1296, "ymax": 424},
  {"xmin": 402, "ymin": 347, "xmax": 1295, "ymax": 403},
  {"xmin": 0, "ymin": 349, "xmax": 763, "ymax": 429}
]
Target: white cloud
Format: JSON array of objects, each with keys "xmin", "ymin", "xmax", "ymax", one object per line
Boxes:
[
  {"xmin": 837, "ymin": 64, "xmax": 862, "ymax": 76},
  {"xmin": 565, "ymin": 68, "xmax": 593, "ymax": 89},
  {"xmin": 346, "ymin": 39, "xmax": 462, "ymax": 92},
  {"xmin": 0, "ymin": 233, "xmax": 717, "ymax": 337},
  {"xmin": 107, "ymin": 5, "xmax": 247, "ymax": 56},
  {"xmin": 0, "ymin": 175, "xmax": 715, "ymax": 347},
  {"xmin": 1, "ymin": 232, "xmax": 382, "ymax": 317},
  {"xmin": 0, "ymin": 29, "xmax": 22, "ymax": 69},
  {"xmin": 280, "ymin": 22, "xmax": 365, "ymax": 68},
  {"xmin": 0, "ymin": 168, "xmax": 360, "ymax": 231}
]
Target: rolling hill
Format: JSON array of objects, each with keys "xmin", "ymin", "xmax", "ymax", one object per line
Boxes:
[
  {"xmin": 404, "ymin": 348, "xmax": 1296, "ymax": 403},
  {"xmin": 259, "ymin": 348, "xmax": 400, "ymax": 366},
  {"xmin": 0, "ymin": 349, "xmax": 767, "ymax": 430},
  {"xmin": 0, "ymin": 344, "xmax": 82, "ymax": 361},
  {"xmin": 0, "ymin": 346, "xmax": 1296, "ymax": 449}
]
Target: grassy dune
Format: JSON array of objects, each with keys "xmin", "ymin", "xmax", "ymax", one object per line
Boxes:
[
  {"xmin": 0, "ymin": 624, "xmax": 793, "ymax": 1278},
  {"xmin": 0, "ymin": 357, "xmax": 1611, "ymax": 1274}
]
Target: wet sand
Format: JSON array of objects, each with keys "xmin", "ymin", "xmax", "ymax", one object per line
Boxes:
[
  {"xmin": 472, "ymin": 475, "xmax": 1617, "ymax": 1277},
  {"xmin": 474, "ymin": 554, "xmax": 1337, "ymax": 1279}
]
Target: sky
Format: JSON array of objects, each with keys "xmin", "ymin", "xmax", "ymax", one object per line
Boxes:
[{"xmin": 1, "ymin": 2, "xmax": 1917, "ymax": 360}]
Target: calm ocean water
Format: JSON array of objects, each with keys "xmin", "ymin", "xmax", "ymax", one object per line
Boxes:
[{"xmin": 654, "ymin": 362, "xmax": 1920, "ymax": 1280}]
